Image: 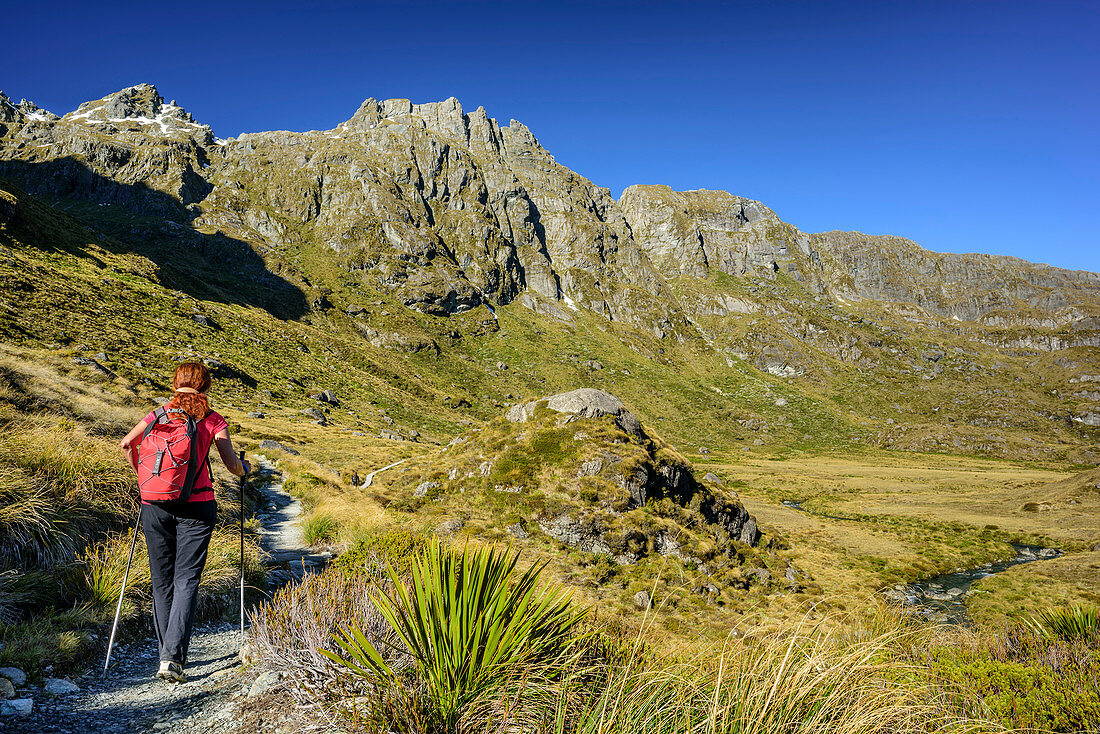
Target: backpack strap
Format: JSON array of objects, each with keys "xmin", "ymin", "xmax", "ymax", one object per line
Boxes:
[
  {"xmin": 177, "ymin": 414, "xmax": 200, "ymax": 503},
  {"xmin": 139, "ymin": 406, "xmax": 168, "ymax": 444}
]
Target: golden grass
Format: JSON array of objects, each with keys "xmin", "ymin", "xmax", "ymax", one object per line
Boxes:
[
  {"xmin": 704, "ymin": 449, "xmax": 1099, "ymax": 624},
  {"xmin": 0, "ymin": 343, "xmax": 142, "ymax": 432},
  {"xmin": 967, "ymin": 549, "xmax": 1100, "ymax": 627},
  {"xmin": 0, "ymin": 417, "xmax": 136, "ymax": 567},
  {"xmin": 551, "ymin": 621, "xmax": 989, "ymax": 734}
]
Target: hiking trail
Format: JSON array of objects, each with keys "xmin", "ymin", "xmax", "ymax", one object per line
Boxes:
[{"xmin": 6, "ymin": 455, "xmax": 325, "ymax": 734}]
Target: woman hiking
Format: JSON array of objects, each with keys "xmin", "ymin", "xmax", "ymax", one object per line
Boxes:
[{"xmin": 119, "ymin": 362, "xmax": 250, "ymax": 683}]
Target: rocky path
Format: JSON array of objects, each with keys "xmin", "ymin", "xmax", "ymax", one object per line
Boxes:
[
  {"xmin": 5, "ymin": 624, "xmax": 249, "ymax": 734},
  {"xmin": 4, "ymin": 458, "xmax": 320, "ymax": 734},
  {"xmin": 253, "ymin": 455, "xmax": 330, "ymax": 584}
]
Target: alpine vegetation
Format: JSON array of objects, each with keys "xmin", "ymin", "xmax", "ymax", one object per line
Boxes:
[{"xmin": 0, "ymin": 81, "xmax": 1096, "ymax": 730}]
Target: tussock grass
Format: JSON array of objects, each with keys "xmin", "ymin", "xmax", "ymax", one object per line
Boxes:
[
  {"xmin": 0, "ymin": 571, "xmax": 25, "ymax": 625},
  {"xmin": 553, "ymin": 617, "xmax": 966, "ymax": 734},
  {"xmin": 302, "ymin": 510, "xmax": 339, "ymax": 546},
  {"xmin": 0, "ymin": 345, "xmax": 139, "ymax": 433},
  {"xmin": 0, "ymin": 609, "xmax": 99, "ymax": 676},
  {"xmin": 80, "ymin": 530, "xmax": 151, "ymax": 615},
  {"xmin": 0, "ymin": 418, "xmax": 135, "ymax": 568}
]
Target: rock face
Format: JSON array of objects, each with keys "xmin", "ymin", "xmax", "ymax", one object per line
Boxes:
[
  {"xmin": 1, "ymin": 83, "xmax": 1097, "ymax": 340},
  {"xmin": 619, "ymin": 185, "xmax": 785, "ymax": 279},
  {"xmin": 618, "ymin": 183, "xmax": 1100, "ymax": 325}
]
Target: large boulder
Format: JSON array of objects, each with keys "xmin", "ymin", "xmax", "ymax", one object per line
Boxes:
[{"xmin": 506, "ymin": 388, "xmax": 644, "ymax": 438}]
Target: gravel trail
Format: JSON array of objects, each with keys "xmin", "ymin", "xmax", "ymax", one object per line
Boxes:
[{"xmin": 4, "ymin": 458, "xmax": 320, "ymax": 734}]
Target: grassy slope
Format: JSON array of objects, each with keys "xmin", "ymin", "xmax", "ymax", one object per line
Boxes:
[{"xmin": 2, "ymin": 173, "xmax": 1099, "ymax": 636}]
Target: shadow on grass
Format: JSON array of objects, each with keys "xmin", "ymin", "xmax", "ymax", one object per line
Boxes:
[{"xmin": 0, "ymin": 157, "xmax": 308, "ymax": 321}]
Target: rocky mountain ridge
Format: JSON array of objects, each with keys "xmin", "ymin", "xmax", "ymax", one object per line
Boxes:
[
  {"xmin": 3, "ymin": 83, "xmax": 1096, "ymax": 329},
  {"xmin": 1, "ymin": 83, "xmax": 1098, "ymax": 460},
  {"xmin": 4, "ymin": 84, "xmax": 1095, "ymax": 319}
]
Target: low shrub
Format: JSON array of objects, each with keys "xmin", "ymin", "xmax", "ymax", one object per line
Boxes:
[
  {"xmin": 928, "ymin": 627, "xmax": 1100, "ymax": 732},
  {"xmin": 247, "ymin": 567, "xmax": 396, "ymax": 702},
  {"xmin": 332, "ymin": 527, "xmax": 429, "ymax": 577}
]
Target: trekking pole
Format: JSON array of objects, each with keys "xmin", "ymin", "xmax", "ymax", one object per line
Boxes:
[
  {"xmin": 238, "ymin": 451, "xmax": 247, "ymax": 645},
  {"xmin": 103, "ymin": 506, "xmax": 142, "ymax": 675}
]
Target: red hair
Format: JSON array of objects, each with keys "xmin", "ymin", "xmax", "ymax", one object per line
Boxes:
[{"xmin": 166, "ymin": 362, "xmax": 212, "ymax": 422}]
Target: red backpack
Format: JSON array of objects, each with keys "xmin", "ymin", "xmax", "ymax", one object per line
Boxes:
[{"xmin": 137, "ymin": 407, "xmax": 206, "ymax": 503}]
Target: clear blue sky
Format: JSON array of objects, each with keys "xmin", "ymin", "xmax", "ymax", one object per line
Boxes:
[{"xmin": 5, "ymin": 0, "xmax": 1098, "ymax": 272}]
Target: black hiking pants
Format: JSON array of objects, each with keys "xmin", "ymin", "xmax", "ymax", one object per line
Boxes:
[{"xmin": 141, "ymin": 500, "xmax": 216, "ymax": 664}]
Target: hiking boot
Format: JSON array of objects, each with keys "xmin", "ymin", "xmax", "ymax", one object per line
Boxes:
[{"xmin": 156, "ymin": 660, "xmax": 186, "ymax": 683}]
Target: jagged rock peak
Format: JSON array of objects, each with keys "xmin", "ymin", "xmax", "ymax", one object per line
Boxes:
[
  {"xmin": 70, "ymin": 83, "xmax": 164, "ymax": 119},
  {"xmin": 0, "ymin": 92, "xmax": 16, "ymax": 123},
  {"xmin": 61, "ymin": 83, "xmax": 210, "ymax": 141},
  {"xmin": 339, "ymin": 95, "xmax": 522, "ymax": 150},
  {"xmin": 0, "ymin": 92, "xmax": 58, "ymax": 124}
]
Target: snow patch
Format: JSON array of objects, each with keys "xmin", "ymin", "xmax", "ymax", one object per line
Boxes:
[
  {"xmin": 561, "ymin": 293, "xmax": 579, "ymax": 312},
  {"xmin": 66, "ymin": 100, "xmax": 207, "ymax": 137}
]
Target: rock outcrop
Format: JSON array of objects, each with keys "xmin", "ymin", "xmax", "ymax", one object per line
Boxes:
[
  {"xmin": 505, "ymin": 387, "xmax": 644, "ymax": 438},
  {"xmin": 394, "ymin": 389, "xmax": 766, "ymax": 593}
]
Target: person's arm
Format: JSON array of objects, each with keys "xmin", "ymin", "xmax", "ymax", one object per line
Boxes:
[
  {"xmin": 213, "ymin": 428, "xmax": 250, "ymax": 476},
  {"xmin": 119, "ymin": 420, "xmax": 149, "ymax": 474}
]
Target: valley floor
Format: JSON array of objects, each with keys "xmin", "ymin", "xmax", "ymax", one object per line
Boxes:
[{"xmin": 706, "ymin": 450, "xmax": 1100, "ymax": 623}]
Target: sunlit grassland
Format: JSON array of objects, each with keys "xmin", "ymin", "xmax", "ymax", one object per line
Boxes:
[{"xmin": 700, "ymin": 448, "xmax": 1098, "ymax": 622}]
